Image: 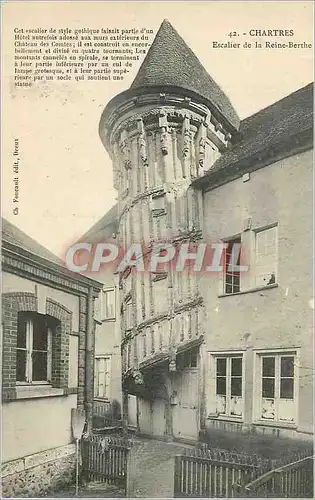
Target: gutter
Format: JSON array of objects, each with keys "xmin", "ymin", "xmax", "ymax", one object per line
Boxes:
[
  {"xmin": 85, "ymin": 286, "xmax": 95, "ymax": 433},
  {"xmin": 192, "ymin": 128, "xmax": 313, "ymax": 192},
  {"xmin": 2, "ymin": 242, "xmax": 103, "ymax": 295}
]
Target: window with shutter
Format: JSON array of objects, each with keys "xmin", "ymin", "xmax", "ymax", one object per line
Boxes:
[
  {"xmin": 100, "ymin": 288, "xmax": 115, "ymax": 321},
  {"xmin": 223, "ymin": 238, "xmax": 241, "ymax": 294},
  {"xmin": 94, "ymin": 356, "xmax": 111, "ymax": 399}
]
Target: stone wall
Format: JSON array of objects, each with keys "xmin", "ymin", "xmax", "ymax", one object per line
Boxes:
[{"xmin": 1, "ymin": 444, "xmax": 76, "ymax": 498}]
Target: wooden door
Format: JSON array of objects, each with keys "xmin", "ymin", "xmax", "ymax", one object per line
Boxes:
[{"xmin": 172, "ymin": 368, "xmax": 199, "ymax": 440}]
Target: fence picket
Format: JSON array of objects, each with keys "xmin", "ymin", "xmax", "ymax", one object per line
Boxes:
[
  {"xmin": 81, "ymin": 434, "xmax": 130, "ymax": 493},
  {"xmin": 173, "ymin": 450, "xmax": 313, "ymax": 499}
]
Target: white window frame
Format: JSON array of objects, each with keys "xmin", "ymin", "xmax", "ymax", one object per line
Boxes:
[
  {"xmin": 253, "ymin": 349, "xmax": 299, "ymax": 426},
  {"xmin": 222, "ymin": 235, "xmax": 242, "ymax": 295},
  {"xmin": 16, "ymin": 314, "xmax": 52, "ymax": 385},
  {"xmin": 208, "ymin": 351, "xmax": 245, "ymax": 420},
  {"xmin": 94, "ymin": 355, "xmax": 111, "ymax": 400},
  {"xmin": 254, "ymin": 224, "xmax": 278, "ymax": 288},
  {"xmin": 100, "ymin": 288, "xmax": 116, "ymax": 321}
]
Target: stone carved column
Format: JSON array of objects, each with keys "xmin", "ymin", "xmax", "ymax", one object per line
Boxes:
[
  {"xmin": 182, "ymin": 115, "xmax": 191, "ymax": 179},
  {"xmin": 159, "ymin": 113, "xmax": 169, "ymax": 156},
  {"xmin": 120, "ymin": 129, "xmax": 131, "ymax": 170},
  {"xmin": 137, "ymin": 118, "xmax": 149, "ymax": 192},
  {"xmin": 198, "ymin": 122, "xmax": 207, "ymax": 177}
]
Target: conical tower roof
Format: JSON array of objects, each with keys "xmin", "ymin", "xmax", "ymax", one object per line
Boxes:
[
  {"xmin": 131, "ymin": 20, "xmax": 239, "ymax": 129},
  {"xmin": 100, "ymin": 20, "xmax": 240, "ymax": 150}
]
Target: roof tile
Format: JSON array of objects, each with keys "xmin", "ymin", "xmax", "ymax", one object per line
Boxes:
[{"xmin": 131, "ymin": 20, "xmax": 240, "ymax": 130}]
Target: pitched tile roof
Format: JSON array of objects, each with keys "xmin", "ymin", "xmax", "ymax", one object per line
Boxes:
[
  {"xmin": 130, "ymin": 19, "xmax": 240, "ymax": 130},
  {"xmin": 193, "ymin": 82, "xmax": 313, "ymax": 188},
  {"xmin": 2, "ymin": 218, "xmax": 104, "ymax": 290},
  {"xmin": 2, "ymin": 217, "xmax": 65, "ymax": 266},
  {"xmin": 79, "ymin": 204, "xmax": 118, "ymax": 243}
]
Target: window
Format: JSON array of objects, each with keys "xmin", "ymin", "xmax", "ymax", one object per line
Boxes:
[
  {"xmin": 16, "ymin": 312, "xmax": 53, "ymax": 384},
  {"xmin": 179, "ymin": 348, "xmax": 198, "ymax": 369},
  {"xmin": 151, "ymin": 193, "xmax": 166, "ymax": 217},
  {"xmin": 100, "ymin": 288, "xmax": 115, "ymax": 321},
  {"xmin": 255, "ymin": 226, "xmax": 277, "ymax": 287},
  {"xmin": 214, "ymin": 355, "xmax": 243, "ymax": 418},
  {"xmin": 94, "ymin": 356, "xmax": 111, "ymax": 399},
  {"xmin": 258, "ymin": 352, "xmax": 297, "ymax": 423},
  {"xmin": 223, "ymin": 237, "xmax": 241, "ymax": 294}
]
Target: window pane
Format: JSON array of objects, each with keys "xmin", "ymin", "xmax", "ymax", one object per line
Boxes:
[
  {"xmin": 17, "ymin": 314, "xmax": 27, "ymax": 348},
  {"xmin": 262, "ymin": 357, "xmax": 275, "ymax": 377},
  {"xmin": 216, "ymin": 358, "xmax": 226, "ymax": 376},
  {"xmin": 261, "ymin": 398, "xmax": 275, "ymax": 420},
  {"xmin": 105, "ymin": 291, "xmax": 114, "ymax": 318},
  {"xmin": 230, "ymin": 396, "xmax": 243, "ymax": 417},
  {"xmin": 231, "ymin": 358, "xmax": 242, "ymax": 376},
  {"xmin": 33, "ymin": 315, "xmax": 48, "ymax": 350},
  {"xmin": 225, "ymin": 238, "xmax": 241, "ymax": 294},
  {"xmin": 16, "ymin": 349, "xmax": 26, "ymax": 381},
  {"xmin": 231, "ymin": 377, "xmax": 242, "ymax": 396},
  {"xmin": 216, "ymin": 395, "xmax": 226, "ymax": 414},
  {"xmin": 225, "ymin": 273, "xmax": 233, "ymax": 285},
  {"xmin": 278, "ymin": 400, "xmax": 295, "ymax": 422},
  {"xmin": 280, "ymin": 378, "xmax": 294, "ymax": 399},
  {"xmin": 233, "ymin": 274, "xmax": 240, "ymax": 292},
  {"xmin": 182, "ymin": 352, "xmax": 189, "ymax": 368},
  {"xmin": 32, "ymin": 351, "xmax": 47, "ymax": 381},
  {"xmin": 216, "ymin": 376, "xmax": 226, "ymax": 395},
  {"xmin": 190, "ymin": 350, "xmax": 198, "ymax": 368},
  {"xmin": 262, "ymin": 378, "xmax": 275, "ymax": 398},
  {"xmin": 226, "ymin": 240, "xmax": 241, "ymax": 266},
  {"xmin": 281, "ymin": 357, "xmax": 294, "ymax": 378}
]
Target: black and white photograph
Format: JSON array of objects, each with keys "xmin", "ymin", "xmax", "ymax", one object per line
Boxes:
[{"xmin": 1, "ymin": 1, "xmax": 314, "ymax": 498}]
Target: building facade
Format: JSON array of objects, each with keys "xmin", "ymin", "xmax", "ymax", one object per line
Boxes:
[
  {"xmin": 92, "ymin": 20, "xmax": 313, "ymax": 444},
  {"xmin": 1, "ymin": 218, "xmax": 102, "ymax": 497},
  {"xmin": 79, "ymin": 207, "xmax": 123, "ymax": 425}
]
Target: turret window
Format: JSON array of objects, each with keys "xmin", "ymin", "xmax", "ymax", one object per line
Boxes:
[{"xmin": 151, "ymin": 192, "xmax": 166, "ymax": 217}]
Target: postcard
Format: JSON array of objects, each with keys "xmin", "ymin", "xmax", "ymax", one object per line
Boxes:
[{"xmin": 1, "ymin": 1, "xmax": 314, "ymax": 498}]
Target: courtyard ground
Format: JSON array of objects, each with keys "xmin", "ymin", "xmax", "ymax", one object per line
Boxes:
[{"xmin": 45, "ymin": 482, "xmax": 125, "ymax": 498}]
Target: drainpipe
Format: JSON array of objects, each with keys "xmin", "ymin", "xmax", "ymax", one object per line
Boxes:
[{"xmin": 85, "ymin": 286, "xmax": 94, "ymax": 434}]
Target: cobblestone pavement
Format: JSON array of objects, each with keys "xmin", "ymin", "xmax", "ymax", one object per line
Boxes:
[
  {"xmin": 127, "ymin": 437, "xmax": 193, "ymax": 497},
  {"xmin": 47, "ymin": 482, "xmax": 125, "ymax": 497},
  {"xmin": 47, "ymin": 437, "xmax": 193, "ymax": 498}
]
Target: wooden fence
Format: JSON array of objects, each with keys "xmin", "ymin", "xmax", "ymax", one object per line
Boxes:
[
  {"xmin": 92, "ymin": 400, "xmax": 122, "ymax": 432},
  {"xmin": 240, "ymin": 455, "xmax": 314, "ymax": 498},
  {"xmin": 174, "ymin": 448, "xmax": 267, "ymax": 498},
  {"xmin": 93, "ymin": 400, "xmax": 112, "ymax": 417},
  {"xmin": 81, "ymin": 434, "xmax": 131, "ymax": 492},
  {"xmin": 174, "ymin": 447, "xmax": 313, "ymax": 498}
]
